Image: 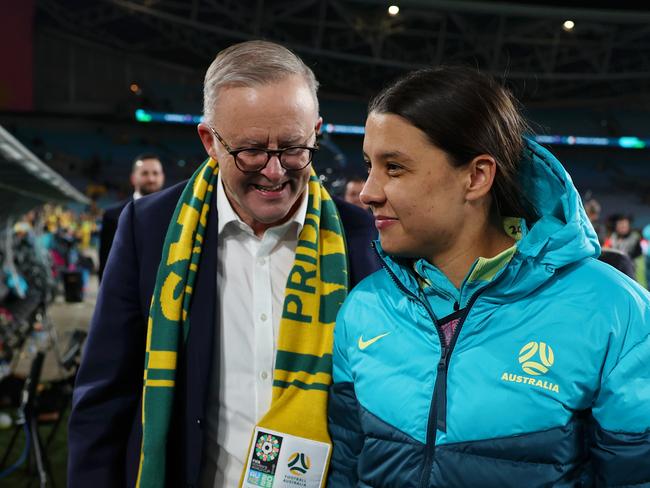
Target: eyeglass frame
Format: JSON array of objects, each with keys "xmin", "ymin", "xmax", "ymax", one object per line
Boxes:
[{"xmin": 208, "ymin": 126, "xmax": 319, "ymax": 173}]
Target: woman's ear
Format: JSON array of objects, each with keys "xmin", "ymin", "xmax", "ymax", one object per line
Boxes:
[{"xmin": 466, "ymin": 154, "xmax": 497, "ymax": 202}]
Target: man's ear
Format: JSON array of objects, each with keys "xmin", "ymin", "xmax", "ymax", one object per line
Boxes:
[
  {"xmin": 197, "ymin": 123, "xmax": 217, "ymax": 160},
  {"xmin": 466, "ymin": 154, "xmax": 497, "ymax": 202},
  {"xmin": 314, "ymin": 116, "xmax": 323, "ymax": 136}
]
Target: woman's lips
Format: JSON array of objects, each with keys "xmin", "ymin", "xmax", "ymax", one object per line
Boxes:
[{"xmin": 374, "ymin": 215, "xmax": 398, "ymax": 230}]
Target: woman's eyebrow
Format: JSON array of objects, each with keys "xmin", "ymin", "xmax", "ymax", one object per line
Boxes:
[{"xmin": 375, "ymin": 150, "xmax": 413, "ymax": 162}]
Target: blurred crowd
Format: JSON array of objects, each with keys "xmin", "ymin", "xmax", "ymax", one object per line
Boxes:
[
  {"xmin": 2, "ymin": 205, "xmax": 100, "ymax": 306},
  {"xmin": 584, "ymin": 197, "xmax": 650, "ymax": 285}
]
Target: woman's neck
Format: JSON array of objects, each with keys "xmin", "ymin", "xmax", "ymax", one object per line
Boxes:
[{"xmin": 430, "ymin": 219, "xmax": 515, "ymax": 289}]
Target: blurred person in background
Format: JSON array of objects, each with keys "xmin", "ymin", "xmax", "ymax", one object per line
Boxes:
[
  {"xmin": 68, "ymin": 40, "xmax": 378, "ymax": 488},
  {"xmin": 598, "ymin": 247, "xmax": 636, "ymax": 279},
  {"xmin": 344, "ymin": 176, "xmax": 369, "ymax": 210},
  {"xmin": 584, "ymin": 197, "xmax": 606, "ymax": 244},
  {"xmin": 583, "ymin": 199, "xmax": 637, "ymax": 278},
  {"xmin": 328, "ymin": 66, "xmax": 650, "ymax": 487},
  {"xmin": 643, "ymin": 224, "xmax": 650, "ymax": 289},
  {"xmin": 98, "ymin": 153, "xmax": 165, "ymax": 281},
  {"xmin": 604, "ymin": 213, "xmax": 642, "ymax": 264}
]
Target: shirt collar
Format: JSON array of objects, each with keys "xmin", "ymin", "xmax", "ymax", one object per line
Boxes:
[
  {"xmin": 215, "ymin": 173, "xmax": 308, "ymax": 237},
  {"xmin": 133, "ymin": 191, "xmax": 142, "ymax": 200}
]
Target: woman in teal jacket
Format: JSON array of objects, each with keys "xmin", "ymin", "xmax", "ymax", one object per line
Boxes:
[{"xmin": 328, "ymin": 66, "xmax": 650, "ymax": 487}]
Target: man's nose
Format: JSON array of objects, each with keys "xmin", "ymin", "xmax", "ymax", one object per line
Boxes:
[{"xmin": 260, "ymin": 154, "xmax": 285, "ymax": 180}]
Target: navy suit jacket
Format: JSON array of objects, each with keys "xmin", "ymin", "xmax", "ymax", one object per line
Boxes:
[
  {"xmin": 68, "ymin": 180, "xmax": 379, "ymax": 487},
  {"xmin": 98, "ymin": 199, "xmax": 130, "ymax": 282}
]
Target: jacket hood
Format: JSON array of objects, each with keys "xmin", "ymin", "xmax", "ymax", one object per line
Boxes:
[
  {"xmin": 376, "ymin": 138, "xmax": 601, "ymax": 303},
  {"xmin": 515, "ymin": 139, "xmax": 600, "ymax": 265}
]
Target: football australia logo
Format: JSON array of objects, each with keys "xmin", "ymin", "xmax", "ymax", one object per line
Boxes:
[
  {"xmin": 519, "ymin": 341, "xmax": 554, "ymax": 375},
  {"xmin": 287, "ymin": 452, "xmax": 311, "ymax": 476},
  {"xmin": 501, "ymin": 341, "xmax": 560, "ymax": 394}
]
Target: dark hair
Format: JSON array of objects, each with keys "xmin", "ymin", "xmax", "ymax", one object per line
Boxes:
[
  {"xmin": 369, "ymin": 66, "xmax": 535, "ymax": 221},
  {"xmin": 612, "ymin": 213, "xmax": 632, "ymax": 223},
  {"xmin": 132, "ymin": 153, "xmax": 162, "ymax": 173}
]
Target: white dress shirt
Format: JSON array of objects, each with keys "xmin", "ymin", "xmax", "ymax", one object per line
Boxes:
[{"xmin": 200, "ymin": 175, "xmax": 308, "ymax": 487}]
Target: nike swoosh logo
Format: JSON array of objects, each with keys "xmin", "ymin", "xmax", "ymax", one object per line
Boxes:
[{"xmin": 358, "ymin": 332, "xmax": 391, "ymax": 350}]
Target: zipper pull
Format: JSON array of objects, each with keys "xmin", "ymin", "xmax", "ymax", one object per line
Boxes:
[
  {"xmin": 453, "ymin": 301, "xmax": 459, "ymax": 312},
  {"xmin": 438, "ymin": 352, "xmax": 447, "ymax": 370}
]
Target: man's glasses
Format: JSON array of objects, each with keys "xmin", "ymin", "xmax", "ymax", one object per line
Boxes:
[{"xmin": 209, "ymin": 126, "xmax": 319, "ymax": 173}]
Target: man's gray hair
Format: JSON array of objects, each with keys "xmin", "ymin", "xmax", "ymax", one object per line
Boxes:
[{"xmin": 203, "ymin": 40, "xmax": 319, "ymax": 122}]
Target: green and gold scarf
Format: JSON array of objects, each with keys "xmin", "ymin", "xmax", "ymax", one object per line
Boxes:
[{"xmin": 136, "ymin": 157, "xmax": 348, "ymax": 487}]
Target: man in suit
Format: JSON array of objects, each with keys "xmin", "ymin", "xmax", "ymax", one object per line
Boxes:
[
  {"xmin": 344, "ymin": 176, "xmax": 370, "ymax": 211},
  {"xmin": 68, "ymin": 41, "xmax": 378, "ymax": 487},
  {"xmin": 98, "ymin": 154, "xmax": 165, "ymax": 280}
]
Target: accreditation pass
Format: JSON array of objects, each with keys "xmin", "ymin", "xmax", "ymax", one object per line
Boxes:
[{"xmin": 242, "ymin": 427, "xmax": 330, "ymax": 488}]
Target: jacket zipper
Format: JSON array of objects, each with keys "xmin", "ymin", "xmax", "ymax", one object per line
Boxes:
[
  {"xmin": 372, "ymin": 245, "xmax": 491, "ymax": 487},
  {"xmin": 418, "ymin": 290, "xmax": 485, "ymax": 487},
  {"xmin": 371, "ymin": 248, "xmax": 447, "ymax": 487}
]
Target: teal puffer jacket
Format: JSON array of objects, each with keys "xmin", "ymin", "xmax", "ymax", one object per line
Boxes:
[{"xmin": 328, "ymin": 140, "xmax": 650, "ymax": 487}]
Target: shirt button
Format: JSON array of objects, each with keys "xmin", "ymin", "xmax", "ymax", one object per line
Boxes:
[
  {"xmin": 258, "ymin": 257, "xmax": 266, "ymax": 266},
  {"xmin": 260, "ymin": 371, "xmax": 269, "ymax": 380},
  {"xmin": 260, "ymin": 313, "xmax": 267, "ymax": 321}
]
